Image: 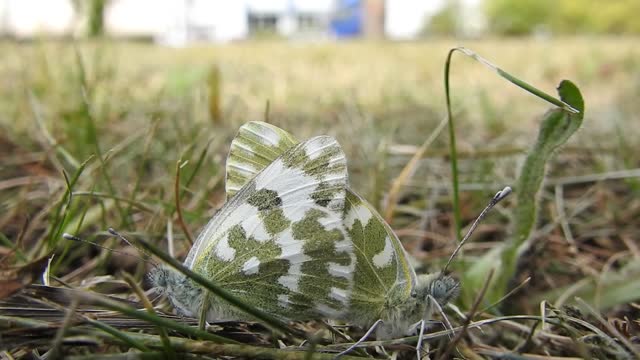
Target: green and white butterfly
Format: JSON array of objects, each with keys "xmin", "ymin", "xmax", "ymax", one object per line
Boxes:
[{"xmin": 151, "ymin": 121, "xmax": 460, "ymax": 344}]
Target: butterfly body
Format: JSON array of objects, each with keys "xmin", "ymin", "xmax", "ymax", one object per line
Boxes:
[{"xmin": 152, "ymin": 122, "xmax": 459, "ymax": 339}]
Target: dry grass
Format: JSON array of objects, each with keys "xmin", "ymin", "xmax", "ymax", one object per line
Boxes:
[{"xmin": 1, "ymin": 37, "xmax": 639, "ymax": 358}]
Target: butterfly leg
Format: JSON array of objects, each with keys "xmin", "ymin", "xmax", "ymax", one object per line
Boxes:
[
  {"xmin": 334, "ymin": 319, "xmax": 383, "ymax": 359},
  {"xmin": 415, "ymin": 319, "xmax": 426, "ymax": 360},
  {"xmin": 427, "ymin": 294, "xmax": 455, "ymax": 338}
]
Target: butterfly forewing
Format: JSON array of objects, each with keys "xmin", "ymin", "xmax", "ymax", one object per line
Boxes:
[
  {"xmin": 225, "ymin": 121, "xmax": 298, "ymax": 199},
  {"xmin": 188, "ymin": 136, "xmax": 355, "ymax": 321}
]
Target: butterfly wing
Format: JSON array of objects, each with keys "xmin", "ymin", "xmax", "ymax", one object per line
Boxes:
[
  {"xmin": 188, "ymin": 135, "xmax": 356, "ymax": 321},
  {"xmin": 343, "ymin": 191, "xmax": 416, "ymax": 322},
  {"xmin": 222, "ymin": 122, "xmax": 416, "ymax": 320},
  {"xmin": 225, "ymin": 121, "xmax": 298, "ymax": 199}
]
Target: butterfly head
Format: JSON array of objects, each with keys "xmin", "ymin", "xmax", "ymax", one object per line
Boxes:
[
  {"xmin": 148, "ymin": 265, "xmax": 202, "ymax": 317},
  {"xmin": 427, "ymin": 273, "xmax": 460, "ymax": 306},
  {"xmin": 413, "ymin": 272, "xmax": 460, "ymax": 308},
  {"xmin": 148, "ymin": 265, "xmax": 172, "ymax": 290},
  {"xmin": 379, "ymin": 272, "xmax": 460, "ymax": 337}
]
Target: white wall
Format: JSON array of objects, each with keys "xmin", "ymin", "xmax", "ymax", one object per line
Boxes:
[
  {"xmin": 105, "ymin": 0, "xmax": 171, "ymax": 37},
  {"xmin": 0, "ymin": 0, "xmax": 75, "ymax": 37},
  {"xmin": 207, "ymin": 2, "xmax": 247, "ymax": 42},
  {"xmin": 385, "ymin": 0, "xmax": 485, "ymax": 39},
  {"xmin": 160, "ymin": 1, "xmax": 248, "ymax": 45},
  {"xmin": 385, "ymin": 0, "xmax": 443, "ymax": 39}
]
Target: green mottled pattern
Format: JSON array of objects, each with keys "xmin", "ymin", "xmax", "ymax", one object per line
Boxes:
[
  {"xmin": 344, "ymin": 191, "xmax": 413, "ymax": 323},
  {"xmin": 280, "ymin": 142, "xmax": 346, "ymax": 180},
  {"xmin": 221, "ymin": 122, "xmax": 416, "ymax": 320},
  {"xmin": 289, "ymin": 209, "xmax": 352, "ymax": 314},
  {"xmin": 226, "ymin": 121, "xmax": 298, "ymax": 198},
  {"xmin": 195, "ymin": 222, "xmax": 290, "ymax": 316},
  {"xmin": 187, "ymin": 135, "xmax": 352, "ymax": 321},
  {"xmin": 247, "ymin": 188, "xmax": 282, "ymax": 211}
]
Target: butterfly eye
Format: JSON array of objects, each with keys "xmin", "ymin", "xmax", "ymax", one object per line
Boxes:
[
  {"xmin": 411, "ymin": 291, "xmax": 417, "ymax": 298},
  {"xmin": 429, "ymin": 276, "xmax": 460, "ymax": 305}
]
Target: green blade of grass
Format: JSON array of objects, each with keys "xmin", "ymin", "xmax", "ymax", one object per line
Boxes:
[
  {"xmin": 44, "ymin": 156, "xmax": 95, "ymax": 254},
  {"xmin": 75, "ymin": 290, "xmax": 236, "ymax": 344},
  {"xmin": 443, "ymin": 47, "xmax": 582, "ymax": 241},
  {"xmin": 85, "ymin": 332, "xmax": 365, "ymax": 360}
]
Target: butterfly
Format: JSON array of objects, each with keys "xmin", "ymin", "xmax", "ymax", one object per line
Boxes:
[{"xmin": 151, "ymin": 121, "xmax": 460, "ymax": 346}]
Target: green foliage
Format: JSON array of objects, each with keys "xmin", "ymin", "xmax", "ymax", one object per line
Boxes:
[
  {"xmin": 207, "ymin": 64, "xmax": 222, "ymax": 124},
  {"xmin": 87, "ymin": 0, "xmax": 106, "ymax": 38},
  {"xmin": 485, "ymin": 0, "xmax": 554, "ymax": 35},
  {"xmin": 423, "ymin": 0, "xmax": 462, "ymax": 36},
  {"xmin": 485, "ymin": 0, "xmax": 640, "ymax": 35},
  {"xmin": 512, "ymin": 81, "xmax": 584, "ymax": 243}
]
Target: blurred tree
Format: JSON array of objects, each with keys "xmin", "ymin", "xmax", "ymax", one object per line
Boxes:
[
  {"xmin": 72, "ymin": 0, "xmax": 108, "ymax": 37},
  {"xmin": 422, "ymin": 0, "xmax": 462, "ymax": 37},
  {"xmin": 485, "ymin": 0, "xmax": 640, "ymax": 35},
  {"xmin": 485, "ymin": 0, "xmax": 554, "ymax": 35},
  {"xmin": 588, "ymin": 0, "xmax": 640, "ymax": 34},
  {"xmin": 87, "ymin": 0, "xmax": 106, "ymax": 37}
]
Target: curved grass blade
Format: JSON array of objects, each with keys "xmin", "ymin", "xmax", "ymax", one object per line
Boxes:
[
  {"xmin": 464, "ymin": 80, "xmax": 585, "ymax": 308},
  {"xmin": 443, "ymin": 47, "xmax": 582, "ymax": 241}
]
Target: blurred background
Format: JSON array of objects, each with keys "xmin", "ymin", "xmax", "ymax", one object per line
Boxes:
[
  {"xmin": 1, "ymin": 0, "xmax": 639, "ymax": 327},
  {"xmin": 2, "ymin": 0, "xmax": 640, "ymax": 42}
]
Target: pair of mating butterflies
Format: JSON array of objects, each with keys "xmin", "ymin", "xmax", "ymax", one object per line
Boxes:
[{"xmin": 152, "ymin": 121, "xmax": 460, "ymax": 341}]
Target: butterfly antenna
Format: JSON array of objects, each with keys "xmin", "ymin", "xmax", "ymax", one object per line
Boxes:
[
  {"xmin": 62, "ymin": 232, "xmax": 153, "ymax": 265},
  {"xmin": 441, "ymin": 186, "xmax": 512, "ymax": 275},
  {"xmin": 107, "ymin": 228, "xmax": 159, "ymax": 266}
]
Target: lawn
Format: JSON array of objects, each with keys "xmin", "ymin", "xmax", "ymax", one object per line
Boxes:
[{"xmin": 1, "ymin": 37, "xmax": 639, "ymax": 358}]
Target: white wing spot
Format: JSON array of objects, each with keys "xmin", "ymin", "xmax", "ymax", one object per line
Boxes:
[
  {"xmin": 242, "ymin": 256, "xmax": 260, "ymax": 275},
  {"xmin": 328, "ymin": 263, "xmax": 352, "ymax": 278},
  {"xmin": 304, "ymin": 137, "xmax": 336, "ymax": 160},
  {"xmin": 253, "ymin": 159, "xmax": 318, "ymax": 223},
  {"xmin": 278, "ymin": 273, "xmax": 299, "ymax": 291},
  {"xmin": 214, "ymin": 233, "xmax": 236, "ymax": 261},
  {"xmin": 278, "ymin": 294, "xmax": 289, "ymax": 308},
  {"xmin": 345, "ymin": 204, "xmax": 373, "ymax": 229},
  {"xmin": 372, "ymin": 236, "xmax": 394, "ymax": 268},
  {"xmin": 318, "ymin": 216, "xmax": 343, "ymax": 231},
  {"xmin": 242, "ymin": 216, "xmax": 270, "ymax": 242},
  {"xmin": 276, "ymin": 229, "xmax": 309, "ymax": 292},
  {"xmin": 245, "ymin": 124, "xmax": 282, "ymax": 146},
  {"xmin": 329, "ymin": 287, "xmax": 349, "ymax": 304}
]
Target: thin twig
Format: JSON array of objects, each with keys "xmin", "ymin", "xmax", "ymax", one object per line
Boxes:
[{"xmin": 175, "ymin": 160, "xmax": 194, "ymax": 245}]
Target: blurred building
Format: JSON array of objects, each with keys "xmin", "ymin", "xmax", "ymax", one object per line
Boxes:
[{"xmin": 0, "ymin": 0, "xmax": 484, "ymax": 44}]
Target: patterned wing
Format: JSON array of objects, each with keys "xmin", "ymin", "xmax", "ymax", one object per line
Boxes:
[
  {"xmin": 343, "ymin": 191, "xmax": 417, "ymax": 321},
  {"xmin": 186, "ymin": 136, "xmax": 356, "ymax": 321},
  {"xmin": 225, "ymin": 121, "xmax": 298, "ymax": 199},
  {"xmin": 221, "ymin": 122, "xmax": 417, "ymax": 319}
]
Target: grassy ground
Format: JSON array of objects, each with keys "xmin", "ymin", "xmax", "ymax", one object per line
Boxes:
[{"xmin": 1, "ymin": 37, "xmax": 639, "ymax": 358}]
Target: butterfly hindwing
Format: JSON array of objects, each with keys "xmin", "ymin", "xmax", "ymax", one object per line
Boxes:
[
  {"xmin": 223, "ymin": 122, "xmax": 416, "ymax": 319},
  {"xmin": 188, "ymin": 135, "xmax": 355, "ymax": 320},
  {"xmin": 343, "ymin": 191, "xmax": 416, "ymax": 324}
]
